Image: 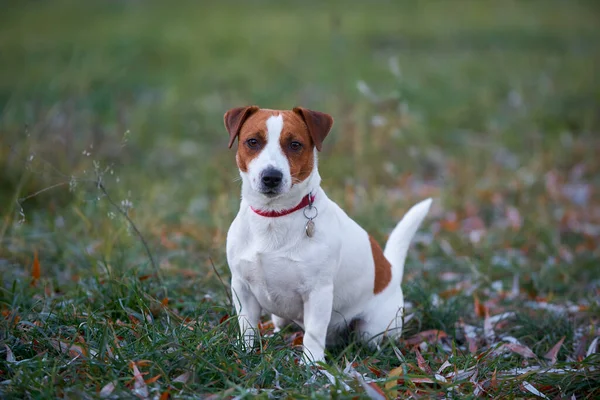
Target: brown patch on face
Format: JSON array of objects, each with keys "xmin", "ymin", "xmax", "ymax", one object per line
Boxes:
[
  {"xmin": 235, "ymin": 110, "xmax": 276, "ymax": 173},
  {"xmin": 280, "ymin": 111, "xmax": 315, "ymax": 184},
  {"xmin": 292, "ymin": 107, "xmax": 333, "ymax": 151},
  {"xmin": 369, "ymin": 235, "xmax": 392, "ymax": 294}
]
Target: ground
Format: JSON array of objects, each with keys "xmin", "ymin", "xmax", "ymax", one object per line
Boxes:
[{"xmin": 0, "ymin": 1, "xmax": 599, "ymax": 398}]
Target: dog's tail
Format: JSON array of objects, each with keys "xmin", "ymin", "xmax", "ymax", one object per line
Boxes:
[{"xmin": 383, "ymin": 198, "xmax": 432, "ymax": 283}]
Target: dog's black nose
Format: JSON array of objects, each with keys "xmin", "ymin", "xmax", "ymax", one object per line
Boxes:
[{"xmin": 261, "ymin": 168, "xmax": 283, "ymax": 188}]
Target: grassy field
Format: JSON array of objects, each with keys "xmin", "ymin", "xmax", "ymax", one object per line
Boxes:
[{"xmin": 1, "ymin": 0, "xmax": 599, "ymax": 398}]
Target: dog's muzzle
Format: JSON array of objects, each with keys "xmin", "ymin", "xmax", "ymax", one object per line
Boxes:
[{"xmin": 259, "ymin": 167, "xmax": 283, "ymax": 194}]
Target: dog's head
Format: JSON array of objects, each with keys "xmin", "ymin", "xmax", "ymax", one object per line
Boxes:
[{"xmin": 224, "ymin": 106, "xmax": 333, "ymax": 201}]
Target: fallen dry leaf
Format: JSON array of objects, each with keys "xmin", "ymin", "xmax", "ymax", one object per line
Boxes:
[
  {"xmin": 405, "ymin": 329, "xmax": 448, "ymax": 346},
  {"xmin": 484, "ymin": 309, "xmax": 495, "ymax": 343},
  {"xmin": 50, "ymin": 340, "xmax": 87, "ymax": 358},
  {"xmin": 467, "ymin": 337, "xmax": 478, "ymax": 354},
  {"xmin": 144, "ymin": 374, "xmax": 161, "ymax": 384},
  {"xmin": 574, "ymin": 335, "xmax": 588, "ymax": 361},
  {"xmin": 505, "ymin": 343, "xmax": 536, "ymax": 358},
  {"xmin": 99, "ymin": 381, "xmax": 117, "ymax": 398},
  {"xmin": 290, "ymin": 331, "xmax": 304, "ymax": 347},
  {"xmin": 258, "ymin": 320, "xmax": 275, "ymax": 335},
  {"xmin": 410, "ymin": 377, "xmax": 435, "ymax": 384},
  {"xmin": 130, "ymin": 361, "xmax": 149, "ymax": 399},
  {"xmin": 521, "ymin": 381, "xmax": 549, "ymax": 399},
  {"xmin": 437, "ymin": 360, "xmax": 452, "ymax": 375},
  {"xmin": 173, "ymin": 371, "xmax": 191, "ymax": 384},
  {"xmin": 491, "ymin": 368, "xmax": 498, "ymax": 389},
  {"xmin": 135, "ymin": 360, "xmax": 152, "ymax": 367},
  {"xmin": 159, "ymin": 391, "xmax": 170, "ymax": 400},
  {"xmin": 218, "ymin": 314, "xmax": 229, "ymax": 324},
  {"xmin": 31, "ymin": 250, "xmax": 41, "ymax": 284},
  {"xmin": 385, "ymin": 366, "xmax": 404, "ymax": 397},
  {"xmin": 353, "ymin": 372, "xmax": 386, "ymax": 400},
  {"xmin": 5, "ymin": 344, "xmax": 15, "ymax": 362},
  {"xmin": 586, "ymin": 337, "xmax": 599, "ymax": 357},
  {"xmin": 544, "ymin": 336, "xmax": 565, "ymax": 365},
  {"xmin": 473, "ymin": 294, "xmax": 486, "ymax": 318},
  {"xmin": 368, "ymin": 365, "xmax": 384, "ymax": 378},
  {"xmin": 414, "ymin": 348, "xmax": 432, "ymax": 374}
]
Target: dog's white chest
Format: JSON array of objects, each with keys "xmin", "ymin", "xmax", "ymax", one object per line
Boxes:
[
  {"xmin": 237, "ymin": 247, "xmax": 306, "ymax": 320},
  {"xmin": 228, "ymin": 213, "xmax": 337, "ymax": 322}
]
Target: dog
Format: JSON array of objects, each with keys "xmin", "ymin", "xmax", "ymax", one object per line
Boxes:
[{"xmin": 224, "ymin": 106, "xmax": 431, "ymax": 363}]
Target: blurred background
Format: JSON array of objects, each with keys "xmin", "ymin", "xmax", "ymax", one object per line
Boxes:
[
  {"xmin": 1, "ymin": 1, "xmax": 599, "ymax": 397},
  {"xmin": 1, "ymin": 0, "xmax": 599, "ymax": 301}
]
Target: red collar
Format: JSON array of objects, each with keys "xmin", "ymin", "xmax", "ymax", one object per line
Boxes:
[{"xmin": 251, "ymin": 193, "xmax": 315, "ymax": 217}]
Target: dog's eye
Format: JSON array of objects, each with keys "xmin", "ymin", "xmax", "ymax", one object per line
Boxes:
[
  {"xmin": 246, "ymin": 138, "xmax": 260, "ymax": 149},
  {"xmin": 289, "ymin": 141, "xmax": 303, "ymax": 151}
]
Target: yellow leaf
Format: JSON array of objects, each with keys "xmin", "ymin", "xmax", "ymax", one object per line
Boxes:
[{"xmin": 385, "ymin": 366, "xmax": 403, "ymax": 398}]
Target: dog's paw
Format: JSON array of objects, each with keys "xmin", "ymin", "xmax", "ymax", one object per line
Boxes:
[
  {"xmin": 299, "ymin": 350, "xmax": 325, "ymax": 366},
  {"xmin": 241, "ymin": 333, "xmax": 256, "ymax": 352}
]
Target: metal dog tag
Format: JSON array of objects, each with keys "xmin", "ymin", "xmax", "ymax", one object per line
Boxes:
[{"xmin": 305, "ymin": 219, "xmax": 315, "ymax": 237}]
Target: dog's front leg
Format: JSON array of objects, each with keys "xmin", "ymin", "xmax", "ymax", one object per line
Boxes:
[
  {"xmin": 301, "ymin": 284, "xmax": 333, "ymax": 364},
  {"xmin": 231, "ymin": 277, "xmax": 261, "ymax": 351}
]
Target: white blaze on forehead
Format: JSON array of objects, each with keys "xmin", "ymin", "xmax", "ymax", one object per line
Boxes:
[
  {"xmin": 266, "ymin": 114, "xmax": 284, "ymax": 141},
  {"xmin": 259, "ymin": 114, "xmax": 288, "ymax": 167}
]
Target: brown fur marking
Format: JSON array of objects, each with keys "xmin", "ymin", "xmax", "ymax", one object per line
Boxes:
[
  {"xmin": 369, "ymin": 235, "xmax": 392, "ymax": 294},
  {"xmin": 280, "ymin": 112, "xmax": 314, "ymax": 184},
  {"xmin": 235, "ymin": 110, "xmax": 274, "ymax": 173}
]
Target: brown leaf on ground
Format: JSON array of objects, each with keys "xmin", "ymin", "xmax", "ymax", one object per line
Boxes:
[
  {"xmin": 50, "ymin": 340, "xmax": 87, "ymax": 358},
  {"xmin": 385, "ymin": 366, "xmax": 404, "ymax": 398},
  {"xmin": 586, "ymin": 337, "xmax": 599, "ymax": 357},
  {"xmin": 521, "ymin": 381, "xmax": 550, "ymax": 399},
  {"xmin": 467, "ymin": 337, "xmax": 478, "ymax": 354},
  {"xmin": 490, "ymin": 368, "xmax": 498, "ymax": 390},
  {"xmin": 484, "ymin": 309, "xmax": 495, "ymax": 343},
  {"xmin": 159, "ymin": 391, "xmax": 170, "ymax": 400},
  {"xmin": 4, "ymin": 344, "xmax": 15, "ymax": 362},
  {"xmin": 144, "ymin": 374, "xmax": 161, "ymax": 384},
  {"xmin": 414, "ymin": 348, "xmax": 432, "ymax": 374},
  {"xmin": 544, "ymin": 336, "xmax": 565, "ymax": 365},
  {"xmin": 173, "ymin": 371, "xmax": 191, "ymax": 384},
  {"xmin": 31, "ymin": 250, "xmax": 41, "ymax": 285},
  {"xmin": 289, "ymin": 331, "xmax": 304, "ymax": 347},
  {"xmin": 258, "ymin": 320, "xmax": 274, "ymax": 335},
  {"xmin": 405, "ymin": 329, "xmax": 448, "ymax": 346},
  {"xmin": 505, "ymin": 343, "xmax": 536, "ymax": 358},
  {"xmin": 473, "ymin": 294, "xmax": 486, "ymax": 318},
  {"xmin": 99, "ymin": 381, "xmax": 116, "ymax": 398},
  {"xmin": 439, "ymin": 287, "xmax": 461, "ymax": 299},
  {"xmin": 130, "ymin": 361, "xmax": 149, "ymax": 399},
  {"xmin": 361, "ymin": 381, "xmax": 387, "ymax": 400},
  {"xmin": 368, "ymin": 365, "xmax": 384, "ymax": 378},
  {"xmin": 218, "ymin": 314, "xmax": 229, "ymax": 324},
  {"xmin": 574, "ymin": 335, "xmax": 588, "ymax": 361}
]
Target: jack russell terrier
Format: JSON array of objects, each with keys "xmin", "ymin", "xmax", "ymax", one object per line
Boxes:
[{"xmin": 224, "ymin": 106, "xmax": 431, "ymax": 363}]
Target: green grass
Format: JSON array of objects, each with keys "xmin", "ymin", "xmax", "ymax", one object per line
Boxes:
[{"xmin": 1, "ymin": 0, "xmax": 599, "ymax": 398}]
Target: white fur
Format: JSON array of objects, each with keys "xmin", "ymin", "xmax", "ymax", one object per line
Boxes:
[{"xmin": 227, "ymin": 116, "xmax": 431, "ymax": 363}]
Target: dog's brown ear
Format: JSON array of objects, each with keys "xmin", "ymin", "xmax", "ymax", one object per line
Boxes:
[
  {"xmin": 224, "ymin": 106, "xmax": 259, "ymax": 148},
  {"xmin": 293, "ymin": 107, "xmax": 334, "ymax": 151}
]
